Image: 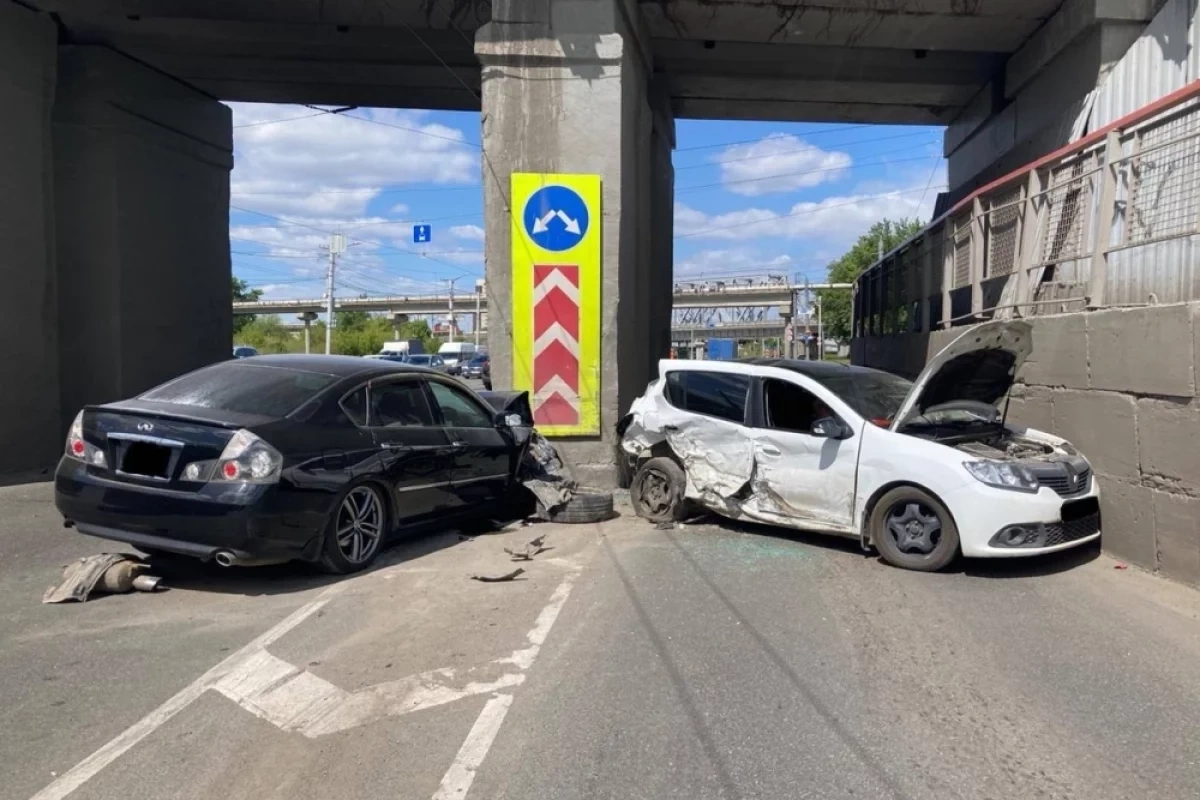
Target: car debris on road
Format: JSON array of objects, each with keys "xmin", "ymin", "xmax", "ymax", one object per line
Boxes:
[
  {"xmin": 43, "ymin": 553, "xmax": 165, "ymax": 603},
  {"xmin": 470, "ymin": 567, "xmax": 526, "ymax": 583},
  {"xmin": 504, "ymin": 534, "xmax": 549, "ymax": 561}
]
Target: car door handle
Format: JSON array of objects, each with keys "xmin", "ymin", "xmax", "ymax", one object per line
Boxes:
[
  {"xmin": 380, "ymin": 442, "xmax": 410, "ymax": 451},
  {"xmin": 450, "ymin": 441, "xmax": 469, "ymax": 449},
  {"xmin": 758, "ymin": 445, "xmax": 782, "ymax": 458}
]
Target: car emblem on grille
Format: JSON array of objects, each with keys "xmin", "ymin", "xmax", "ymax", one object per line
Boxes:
[{"xmin": 137, "ymin": 422, "xmax": 154, "ymax": 432}]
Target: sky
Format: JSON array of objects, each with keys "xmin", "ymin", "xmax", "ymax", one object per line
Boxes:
[{"xmin": 227, "ymin": 103, "xmax": 948, "ymax": 304}]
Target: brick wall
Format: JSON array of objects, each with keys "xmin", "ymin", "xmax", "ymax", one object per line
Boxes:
[{"xmin": 852, "ymin": 303, "xmax": 1200, "ymax": 585}]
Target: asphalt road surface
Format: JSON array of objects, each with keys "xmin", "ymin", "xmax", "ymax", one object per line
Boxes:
[{"xmin": 3, "ymin": 480, "xmax": 1199, "ymax": 800}]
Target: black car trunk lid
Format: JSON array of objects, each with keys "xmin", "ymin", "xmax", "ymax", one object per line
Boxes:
[{"xmin": 83, "ymin": 401, "xmax": 272, "ymax": 488}]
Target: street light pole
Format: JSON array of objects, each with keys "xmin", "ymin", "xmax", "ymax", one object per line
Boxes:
[{"xmin": 447, "ymin": 278, "xmax": 457, "ymax": 344}]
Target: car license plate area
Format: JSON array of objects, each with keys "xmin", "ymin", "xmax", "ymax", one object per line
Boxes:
[
  {"xmin": 120, "ymin": 441, "xmax": 174, "ymax": 480},
  {"xmin": 1061, "ymin": 496, "xmax": 1099, "ymax": 523}
]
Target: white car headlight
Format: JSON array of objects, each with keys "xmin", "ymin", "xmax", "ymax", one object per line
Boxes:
[{"xmin": 963, "ymin": 460, "xmax": 1039, "ymax": 493}]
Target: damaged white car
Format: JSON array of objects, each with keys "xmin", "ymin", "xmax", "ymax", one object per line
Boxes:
[{"xmin": 618, "ymin": 321, "xmax": 1100, "ymax": 571}]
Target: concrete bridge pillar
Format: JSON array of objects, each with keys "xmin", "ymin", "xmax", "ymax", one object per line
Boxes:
[
  {"xmin": 54, "ymin": 47, "xmax": 232, "ymax": 440},
  {"xmin": 476, "ymin": 0, "xmax": 674, "ymax": 487},
  {"xmin": 0, "ymin": 0, "xmax": 232, "ymax": 477},
  {"xmin": 0, "ymin": 2, "xmax": 59, "ymax": 476}
]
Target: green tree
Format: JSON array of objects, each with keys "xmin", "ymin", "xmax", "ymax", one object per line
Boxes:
[
  {"xmin": 335, "ymin": 308, "xmax": 372, "ymax": 331},
  {"xmin": 817, "ymin": 218, "xmax": 923, "ymax": 343},
  {"xmin": 397, "ymin": 319, "xmax": 438, "ymax": 356},
  {"xmin": 236, "ymin": 316, "xmax": 302, "ymax": 354},
  {"xmin": 231, "ymin": 276, "xmax": 263, "ymax": 339}
]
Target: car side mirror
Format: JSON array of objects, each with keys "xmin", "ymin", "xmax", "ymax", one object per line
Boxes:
[{"xmin": 812, "ymin": 417, "xmax": 851, "ymax": 440}]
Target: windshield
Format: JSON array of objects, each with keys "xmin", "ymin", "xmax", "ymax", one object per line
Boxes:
[
  {"xmin": 140, "ymin": 363, "xmax": 337, "ymax": 417},
  {"xmin": 408, "ymin": 355, "xmax": 432, "ymax": 365},
  {"xmin": 808, "ymin": 370, "xmax": 913, "ymax": 422}
]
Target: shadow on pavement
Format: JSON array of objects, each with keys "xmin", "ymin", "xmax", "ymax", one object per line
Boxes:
[
  {"xmin": 959, "ymin": 537, "xmax": 1102, "ymax": 578},
  {"xmin": 661, "ymin": 514, "xmax": 1102, "ymax": 578},
  {"xmin": 137, "ymin": 513, "xmax": 533, "ymax": 598}
]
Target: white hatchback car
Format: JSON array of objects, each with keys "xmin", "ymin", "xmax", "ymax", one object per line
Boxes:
[{"xmin": 619, "ymin": 320, "xmax": 1100, "ymax": 571}]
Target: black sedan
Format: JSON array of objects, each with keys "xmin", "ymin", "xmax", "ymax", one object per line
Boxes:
[{"xmin": 55, "ymin": 356, "xmax": 533, "ymax": 574}]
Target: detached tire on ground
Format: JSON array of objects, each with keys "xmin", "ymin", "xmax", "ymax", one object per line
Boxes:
[
  {"xmin": 869, "ymin": 485, "xmax": 959, "ymax": 572},
  {"xmin": 630, "ymin": 457, "xmax": 689, "ymax": 523},
  {"xmin": 542, "ymin": 490, "xmax": 615, "ymax": 524}
]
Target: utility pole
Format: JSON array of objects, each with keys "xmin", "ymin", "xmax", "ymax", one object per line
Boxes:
[
  {"xmin": 474, "ymin": 279, "xmax": 484, "ymax": 347},
  {"xmin": 324, "ymin": 233, "xmax": 346, "ymax": 355},
  {"xmin": 447, "ymin": 278, "xmax": 457, "ymax": 344},
  {"xmin": 816, "ymin": 294, "xmax": 824, "ymax": 361}
]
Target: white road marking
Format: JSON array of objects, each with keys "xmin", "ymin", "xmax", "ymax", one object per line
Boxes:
[
  {"xmin": 431, "ymin": 694, "xmax": 515, "ymax": 800},
  {"xmin": 30, "ymin": 559, "xmax": 585, "ymax": 800},
  {"xmin": 30, "ymin": 587, "xmax": 343, "ymax": 800},
  {"xmin": 213, "ymin": 650, "xmax": 527, "ymax": 738},
  {"xmin": 432, "ymin": 566, "xmax": 583, "ymax": 800},
  {"xmin": 496, "ymin": 571, "xmax": 578, "ymax": 670}
]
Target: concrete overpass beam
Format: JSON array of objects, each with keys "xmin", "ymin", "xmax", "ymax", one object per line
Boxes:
[
  {"xmin": 54, "ymin": 47, "xmax": 233, "ymax": 435},
  {"xmin": 0, "ymin": 1, "xmax": 59, "ymax": 476},
  {"xmin": 945, "ymin": 0, "xmax": 1160, "ymax": 196},
  {"xmin": 476, "ymin": 0, "xmax": 671, "ymax": 486}
]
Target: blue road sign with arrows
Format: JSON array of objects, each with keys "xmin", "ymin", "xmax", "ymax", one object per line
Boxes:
[
  {"xmin": 522, "ymin": 185, "xmax": 589, "ymax": 252},
  {"xmin": 413, "ymin": 224, "xmax": 431, "ymax": 244}
]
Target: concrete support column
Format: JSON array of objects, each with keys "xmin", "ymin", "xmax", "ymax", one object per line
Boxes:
[
  {"xmin": 54, "ymin": 47, "xmax": 233, "ymax": 426},
  {"xmin": 0, "ymin": 2, "xmax": 59, "ymax": 476},
  {"xmin": 476, "ymin": 0, "xmax": 665, "ymax": 487},
  {"xmin": 300, "ymin": 312, "xmax": 318, "ymax": 354}
]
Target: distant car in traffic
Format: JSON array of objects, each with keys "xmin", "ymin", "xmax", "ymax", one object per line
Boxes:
[
  {"xmin": 463, "ymin": 354, "xmax": 489, "ymax": 380},
  {"xmin": 54, "ymin": 355, "xmax": 534, "ymax": 573},
  {"xmin": 405, "ymin": 354, "xmax": 449, "ymax": 372},
  {"xmin": 365, "ymin": 354, "xmax": 408, "ymax": 363},
  {"xmin": 232, "ymin": 346, "xmax": 258, "ymax": 359}
]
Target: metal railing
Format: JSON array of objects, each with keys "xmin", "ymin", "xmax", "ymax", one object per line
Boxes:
[{"xmin": 853, "ymin": 79, "xmax": 1200, "ymax": 336}]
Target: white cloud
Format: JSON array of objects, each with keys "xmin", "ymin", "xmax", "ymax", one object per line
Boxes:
[
  {"xmin": 228, "ymin": 103, "xmax": 478, "ymax": 220},
  {"xmin": 674, "ymin": 248, "xmax": 793, "ymax": 279},
  {"xmin": 716, "ymin": 134, "xmax": 851, "ymax": 196},
  {"xmin": 675, "ymin": 183, "xmax": 941, "ymax": 245},
  {"xmin": 449, "ymin": 224, "xmax": 485, "ymax": 241}
]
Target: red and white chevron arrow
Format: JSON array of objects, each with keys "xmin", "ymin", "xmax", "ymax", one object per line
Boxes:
[{"xmin": 532, "ymin": 264, "xmax": 581, "ymax": 426}]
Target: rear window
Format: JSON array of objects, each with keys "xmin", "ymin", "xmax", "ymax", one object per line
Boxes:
[
  {"xmin": 663, "ymin": 370, "xmax": 750, "ymax": 424},
  {"xmin": 140, "ymin": 363, "xmax": 338, "ymax": 417}
]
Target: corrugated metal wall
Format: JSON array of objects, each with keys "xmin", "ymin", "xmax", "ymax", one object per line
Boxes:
[{"xmin": 1090, "ymin": 0, "xmax": 1199, "ymax": 128}]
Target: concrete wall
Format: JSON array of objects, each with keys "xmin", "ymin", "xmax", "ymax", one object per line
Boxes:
[
  {"xmin": 854, "ymin": 304, "xmax": 1200, "ymax": 586},
  {"xmin": 0, "ymin": 4, "xmax": 233, "ymax": 479},
  {"xmin": 53, "ymin": 47, "xmax": 233, "ymax": 439},
  {"xmin": 0, "ymin": 3, "xmax": 60, "ymax": 476},
  {"xmin": 476, "ymin": 0, "xmax": 673, "ymax": 488}
]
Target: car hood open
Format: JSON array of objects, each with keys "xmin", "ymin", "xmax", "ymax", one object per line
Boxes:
[{"xmin": 890, "ymin": 320, "xmax": 1033, "ymax": 431}]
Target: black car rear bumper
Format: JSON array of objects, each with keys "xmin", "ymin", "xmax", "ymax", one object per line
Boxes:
[{"xmin": 54, "ymin": 459, "xmax": 322, "ymax": 563}]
